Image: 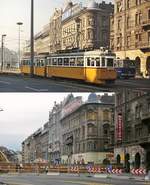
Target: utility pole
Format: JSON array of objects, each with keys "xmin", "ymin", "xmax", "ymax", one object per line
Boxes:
[
  {"xmin": 30, "ymin": 0, "xmax": 34, "ymax": 77},
  {"xmin": 17, "ymin": 22, "xmax": 23, "ymax": 69},
  {"xmin": 1, "ymin": 34, "xmax": 6, "ymax": 72}
]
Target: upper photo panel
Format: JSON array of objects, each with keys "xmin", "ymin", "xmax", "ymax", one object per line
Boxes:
[{"xmin": 0, "ymin": 0, "xmax": 150, "ymax": 92}]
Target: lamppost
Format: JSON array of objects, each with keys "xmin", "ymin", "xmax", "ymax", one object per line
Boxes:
[
  {"xmin": 1, "ymin": 34, "xmax": 7, "ymax": 71},
  {"xmin": 17, "ymin": 22, "xmax": 23, "ymax": 69},
  {"xmin": 30, "ymin": 0, "xmax": 34, "ymax": 77}
]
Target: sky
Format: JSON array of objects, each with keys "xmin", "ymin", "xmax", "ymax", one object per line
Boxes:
[
  {"xmin": 0, "ymin": 93, "xmax": 114, "ymax": 151},
  {"xmin": 0, "ymin": 0, "xmax": 113, "ymax": 51}
]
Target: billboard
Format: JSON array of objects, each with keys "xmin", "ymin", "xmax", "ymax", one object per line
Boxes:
[{"xmin": 116, "ymin": 113, "xmax": 123, "ymax": 141}]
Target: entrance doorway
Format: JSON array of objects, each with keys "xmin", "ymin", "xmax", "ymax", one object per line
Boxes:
[
  {"xmin": 125, "ymin": 153, "xmax": 130, "ymax": 173},
  {"xmin": 146, "ymin": 151, "xmax": 150, "ymax": 171},
  {"xmin": 146, "ymin": 56, "xmax": 150, "ymax": 76},
  {"xmin": 135, "ymin": 57, "xmax": 141, "ymax": 76},
  {"xmin": 135, "ymin": 153, "xmax": 141, "ymax": 169},
  {"xmin": 116, "ymin": 154, "xmax": 121, "ymax": 165}
]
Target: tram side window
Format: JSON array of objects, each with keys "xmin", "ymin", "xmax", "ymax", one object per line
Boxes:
[
  {"xmin": 107, "ymin": 58, "xmax": 114, "ymax": 67},
  {"xmin": 91, "ymin": 58, "xmax": 95, "ymax": 66},
  {"xmin": 76, "ymin": 57, "xmax": 84, "ymax": 66},
  {"xmin": 47, "ymin": 58, "xmax": 51, "ymax": 66},
  {"xmin": 37, "ymin": 60, "xmax": 40, "ymax": 67},
  {"xmin": 70, "ymin": 58, "xmax": 76, "ymax": 66},
  {"xmin": 96, "ymin": 58, "xmax": 100, "ymax": 67},
  {"xmin": 58, "ymin": 58, "xmax": 63, "ymax": 66},
  {"xmin": 52, "ymin": 58, "xmax": 57, "ymax": 66},
  {"xmin": 40, "ymin": 60, "xmax": 44, "ymax": 67},
  {"xmin": 64, "ymin": 58, "xmax": 69, "ymax": 66},
  {"xmin": 87, "ymin": 58, "xmax": 91, "ymax": 66},
  {"xmin": 101, "ymin": 57, "xmax": 106, "ymax": 67}
]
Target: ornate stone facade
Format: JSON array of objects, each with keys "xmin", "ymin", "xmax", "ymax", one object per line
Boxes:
[
  {"xmin": 110, "ymin": 0, "xmax": 150, "ymax": 78},
  {"xmin": 61, "ymin": 93, "xmax": 115, "ymax": 165},
  {"xmin": 61, "ymin": 1, "xmax": 114, "ymax": 50},
  {"xmin": 49, "ymin": 9, "xmax": 62, "ymax": 53},
  {"xmin": 114, "ymin": 90, "xmax": 150, "ymax": 171}
]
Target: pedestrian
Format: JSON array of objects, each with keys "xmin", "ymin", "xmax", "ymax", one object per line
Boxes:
[{"xmin": 45, "ymin": 166, "xmax": 49, "ymax": 174}]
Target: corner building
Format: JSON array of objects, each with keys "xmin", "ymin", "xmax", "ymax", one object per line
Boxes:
[
  {"xmin": 62, "ymin": 1, "xmax": 114, "ymax": 50},
  {"xmin": 110, "ymin": 0, "xmax": 150, "ymax": 77},
  {"xmin": 61, "ymin": 93, "xmax": 114, "ymax": 164},
  {"xmin": 114, "ymin": 91, "xmax": 150, "ymax": 171}
]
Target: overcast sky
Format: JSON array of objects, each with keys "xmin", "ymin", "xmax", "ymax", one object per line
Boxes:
[
  {"xmin": 0, "ymin": 93, "xmax": 114, "ymax": 151},
  {"xmin": 0, "ymin": 0, "xmax": 113, "ymax": 51}
]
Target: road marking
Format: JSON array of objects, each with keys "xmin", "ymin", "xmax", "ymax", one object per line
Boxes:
[
  {"xmin": 25, "ymin": 86, "xmax": 48, "ymax": 92},
  {"xmin": 0, "ymin": 80, "xmax": 11, "ymax": 85},
  {"xmin": 1, "ymin": 181, "xmax": 33, "ymax": 185},
  {"xmin": 64, "ymin": 181, "xmax": 110, "ymax": 185}
]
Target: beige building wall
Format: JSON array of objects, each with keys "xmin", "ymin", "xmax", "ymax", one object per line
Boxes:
[
  {"xmin": 62, "ymin": 1, "xmax": 114, "ymax": 50},
  {"xmin": 111, "ymin": 0, "xmax": 150, "ymax": 77},
  {"xmin": 62, "ymin": 152, "xmax": 113, "ymax": 164},
  {"xmin": 49, "ymin": 9, "xmax": 62, "ymax": 53}
]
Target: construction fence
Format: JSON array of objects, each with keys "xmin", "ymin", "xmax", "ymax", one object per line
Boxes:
[{"xmin": 0, "ymin": 162, "xmax": 147, "ymax": 177}]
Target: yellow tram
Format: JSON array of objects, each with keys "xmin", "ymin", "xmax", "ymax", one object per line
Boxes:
[{"xmin": 21, "ymin": 49, "xmax": 117, "ymax": 84}]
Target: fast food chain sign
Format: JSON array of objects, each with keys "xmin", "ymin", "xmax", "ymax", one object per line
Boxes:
[{"xmin": 116, "ymin": 113, "xmax": 123, "ymax": 141}]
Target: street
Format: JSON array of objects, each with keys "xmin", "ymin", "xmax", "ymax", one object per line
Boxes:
[
  {"xmin": 0, "ymin": 173, "xmax": 148, "ymax": 185},
  {"xmin": 0, "ymin": 74, "xmax": 150, "ymax": 92}
]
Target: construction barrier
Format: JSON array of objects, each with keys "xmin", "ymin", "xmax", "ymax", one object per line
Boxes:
[
  {"xmin": 131, "ymin": 168, "xmax": 146, "ymax": 176},
  {"xmin": 69, "ymin": 166, "xmax": 80, "ymax": 175}
]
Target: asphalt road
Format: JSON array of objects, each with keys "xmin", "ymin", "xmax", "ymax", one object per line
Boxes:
[
  {"xmin": 0, "ymin": 173, "xmax": 148, "ymax": 185},
  {"xmin": 0, "ymin": 74, "xmax": 149, "ymax": 92}
]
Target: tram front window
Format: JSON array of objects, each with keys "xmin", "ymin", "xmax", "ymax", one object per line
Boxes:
[{"xmin": 107, "ymin": 58, "xmax": 114, "ymax": 67}]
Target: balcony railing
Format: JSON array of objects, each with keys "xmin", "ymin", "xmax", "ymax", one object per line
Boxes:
[
  {"xmin": 142, "ymin": 19, "xmax": 150, "ymax": 30},
  {"xmin": 141, "ymin": 112, "xmax": 150, "ymax": 120},
  {"xmin": 140, "ymin": 41, "xmax": 150, "ymax": 52}
]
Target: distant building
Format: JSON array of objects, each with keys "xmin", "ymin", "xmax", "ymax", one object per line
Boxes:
[
  {"xmin": 0, "ymin": 146, "xmax": 18, "ymax": 163},
  {"xmin": 114, "ymin": 90, "xmax": 150, "ymax": 171},
  {"xmin": 61, "ymin": 0, "xmax": 114, "ymax": 50},
  {"xmin": 34, "ymin": 24, "xmax": 50, "ymax": 55},
  {"xmin": 0, "ymin": 48, "xmax": 18, "ymax": 69},
  {"xmin": 49, "ymin": 8, "xmax": 62, "ymax": 53},
  {"xmin": 110, "ymin": 0, "xmax": 150, "ymax": 78},
  {"xmin": 48, "ymin": 102, "xmax": 62, "ymax": 164}
]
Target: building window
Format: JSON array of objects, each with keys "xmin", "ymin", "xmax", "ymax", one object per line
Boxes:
[
  {"xmin": 148, "ymin": 32, "xmax": 150, "ymax": 44},
  {"xmin": 148, "ymin": 10, "xmax": 150, "ymax": 20},
  {"xmin": 127, "ymin": 0, "xmax": 130, "ymax": 9},
  {"xmin": 127, "ymin": 17, "xmax": 130, "ymax": 28}
]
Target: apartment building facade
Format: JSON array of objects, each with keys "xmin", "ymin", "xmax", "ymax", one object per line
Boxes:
[
  {"xmin": 48, "ymin": 102, "xmax": 62, "ymax": 164},
  {"xmin": 114, "ymin": 90, "xmax": 150, "ymax": 171},
  {"xmin": 110, "ymin": 0, "xmax": 150, "ymax": 77},
  {"xmin": 61, "ymin": 1, "xmax": 114, "ymax": 50},
  {"xmin": 61, "ymin": 93, "xmax": 114, "ymax": 165},
  {"xmin": 49, "ymin": 9, "xmax": 62, "ymax": 53}
]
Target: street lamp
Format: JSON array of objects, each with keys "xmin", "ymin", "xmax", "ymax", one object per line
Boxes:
[
  {"xmin": 1, "ymin": 34, "xmax": 7, "ymax": 71},
  {"xmin": 17, "ymin": 22, "xmax": 23, "ymax": 69},
  {"xmin": 30, "ymin": 0, "xmax": 34, "ymax": 77}
]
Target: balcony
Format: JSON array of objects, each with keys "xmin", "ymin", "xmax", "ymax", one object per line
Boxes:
[
  {"xmin": 140, "ymin": 42, "xmax": 150, "ymax": 52},
  {"xmin": 142, "ymin": 19, "xmax": 150, "ymax": 30},
  {"xmin": 141, "ymin": 112, "xmax": 150, "ymax": 121}
]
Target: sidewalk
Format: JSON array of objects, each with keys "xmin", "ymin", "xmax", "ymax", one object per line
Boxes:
[{"xmin": 0, "ymin": 69, "xmax": 21, "ymax": 75}]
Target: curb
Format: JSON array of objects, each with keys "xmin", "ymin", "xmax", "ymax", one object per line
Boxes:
[{"xmin": 47, "ymin": 172, "xmax": 60, "ymax": 176}]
